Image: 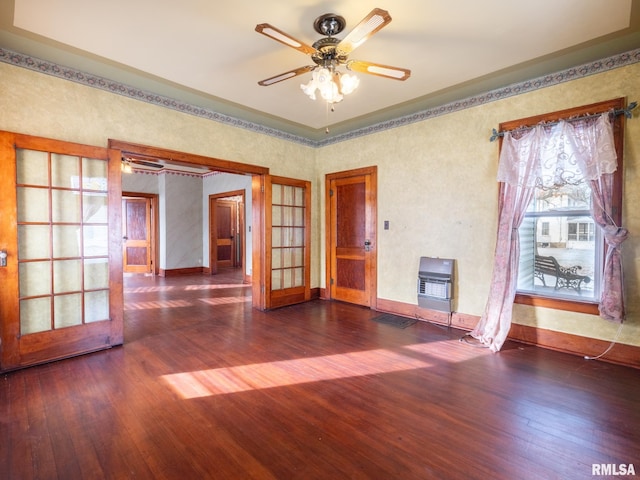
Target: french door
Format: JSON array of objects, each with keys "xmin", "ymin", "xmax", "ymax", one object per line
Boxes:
[
  {"xmin": 326, "ymin": 167, "xmax": 377, "ymax": 307},
  {"xmin": 262, "ymin": 175, "xmax": 311, "ymax": 309},
  {"xmin": 0, "ymin": 131, "xmax": 123, "ymax": 372}
]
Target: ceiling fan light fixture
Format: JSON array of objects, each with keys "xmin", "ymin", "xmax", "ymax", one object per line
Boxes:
[
  {"xmin": 339, "ymin": 73, "xmax": 359, "ymax": 95},
  {"xmin": 300, "ymin": 67, "xmax": 358, "ymax": 104},
  {"xmin": 257, "ymin": 8, "xmax": 409, "ymax": 114}
]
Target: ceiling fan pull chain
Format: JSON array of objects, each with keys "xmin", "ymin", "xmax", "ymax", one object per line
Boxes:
[{"xmin": 325, "ymin": 101, "xmax": 330, "ymax": 134}]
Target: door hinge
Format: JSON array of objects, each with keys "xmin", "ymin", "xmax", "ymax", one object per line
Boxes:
[
  {"xmin": 261, "ymin": 185, "xmax": 265, "ymax": 193},
  {"xmin": 330, "ymin": 278, "xmax": 334, "ymax": 285},
  {"xmin": 329, "ymin": 189, "xmax": 334, "ymax": 196}
]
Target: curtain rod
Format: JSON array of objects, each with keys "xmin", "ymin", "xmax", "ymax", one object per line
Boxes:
[{"xmin": 489, "ymin": 101, "xmax": 637, "ymax": 142}]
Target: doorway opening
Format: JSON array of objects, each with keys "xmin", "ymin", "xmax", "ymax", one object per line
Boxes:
[
  {"xmin": 208, "ymin": 190, "xmax": 246, "ymax": 281},
  {"xmin": 122, "ymin": 192, "xmax": 158, "ymax": 276},
  {"xmin": 109, "ymin": 139, "xmax": 269, "ymax": 310}
]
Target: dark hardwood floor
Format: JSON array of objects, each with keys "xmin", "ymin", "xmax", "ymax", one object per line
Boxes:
[{"xmin": 2, "ymin": 270, "xmax": 639, "ymax": 479}]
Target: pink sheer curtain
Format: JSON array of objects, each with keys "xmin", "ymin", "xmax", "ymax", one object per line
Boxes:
[
  {"xmin": 590, "ymin": 176, "xmax": 628, "ymax": 321},
  {"xmin": 563, "ymin": 115, "xmax": 627, "ymax": 322},
  {"xmin": 471, "ymin": 113, "xmax": 623, "ymax": 352},
  {"xmin": 469, "ymin": 129, "xmax": 539, "ymax": 352}
]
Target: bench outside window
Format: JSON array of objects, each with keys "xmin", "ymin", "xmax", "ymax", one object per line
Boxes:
[{"xmin": 533, "ymin": 255, "xmax": 591, "ymax": 293}]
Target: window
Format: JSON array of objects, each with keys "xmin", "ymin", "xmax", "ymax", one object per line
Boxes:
[
  {"xmin": 516, "ymin": 169, "xmax": 601, "ymax": 302},
  {"xmin": 567, "ymin": 222, "xmax": 595, "ymax": 242},
  {"xmin": 504, "ymin": 98, "xmax": 625, "ymax": 314},
  {"xmin": 540, "ymin": 221, "xmax": 549, "ymax": 237}
]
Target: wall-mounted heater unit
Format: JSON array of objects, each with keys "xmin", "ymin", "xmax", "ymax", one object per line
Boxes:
[{"xmin": 418, "ymin": 257, "xmax": 454, "ymax": 315}]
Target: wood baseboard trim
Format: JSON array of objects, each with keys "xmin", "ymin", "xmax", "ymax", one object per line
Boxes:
[
  {"xmin": 374, "ymin": 298, "xmax": 639, "ymax": 369},
  {"xmin": 158, "ymin": 267, "xmax": 204, "ymax": 277},
  {"xmin": 508, "ymin": 323, "xmax": 640, "ymax": 369}
]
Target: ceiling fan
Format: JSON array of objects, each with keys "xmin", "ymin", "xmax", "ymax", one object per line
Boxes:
[{"xmin": 255, "ymin": 8, "xmax": 410, "ymax": 104}]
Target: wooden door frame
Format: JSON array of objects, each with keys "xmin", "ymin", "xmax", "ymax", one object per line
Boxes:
[
  {"xmin": 324, "ymin": 166, "xmax": 378, "ymax": 308},
  {"xmin": 208, "ymin": 190, "xmax": 245, "ymax": 275},
  {"xmin": 108, "ymin": 139, "xmax": 270, "ymax": 309},
  {"xmin": 122, "ymin": 191, "xmax": 159, "ymax": 275}
]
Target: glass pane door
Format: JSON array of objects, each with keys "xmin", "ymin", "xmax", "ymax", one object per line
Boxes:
[
  {"xmin": 271, "ymin": 183, "xmax": 306, "ymax": 290},
  {"xmin": 17, "ymin": 150, "xmax": 111, "ymax": 333},
  {"xmin": 0, "ymin": 130, "xmax": 123, "ymax": 372},
  {"xmin": 266, "ymin": 176, "xmax": 311, "ymax": 309}
]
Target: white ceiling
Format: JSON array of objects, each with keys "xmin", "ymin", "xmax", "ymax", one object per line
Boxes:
[{"xmin": 1, "ymin": 1, "xmax": 639, "ymax": 142}]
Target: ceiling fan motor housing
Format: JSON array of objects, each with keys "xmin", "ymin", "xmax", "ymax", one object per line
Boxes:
[
  {"xmin": 313, "ymin": 14, "xmax": 346, "ymax": 36},
  {"xmin": 311, "ymin": 38, "xmax": 348, "ymax": 67}
]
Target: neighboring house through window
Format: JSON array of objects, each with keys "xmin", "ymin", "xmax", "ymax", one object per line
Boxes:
[{"xmin": 517, "ymin": 164, "xmax": 601, "ymax": 301}]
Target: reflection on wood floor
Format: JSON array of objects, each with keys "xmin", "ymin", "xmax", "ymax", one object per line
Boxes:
[{"xmin": 2, "ymin": 271, "xmax": 639, "ymax": 479}]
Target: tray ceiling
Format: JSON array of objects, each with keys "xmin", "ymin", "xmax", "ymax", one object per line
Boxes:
[{"xmin": 1, "ymin": 1, "xmax": 639, "ymax": 142}]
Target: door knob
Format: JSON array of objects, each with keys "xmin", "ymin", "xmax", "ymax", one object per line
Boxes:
[
  {"xmin": 123, "ymin": 236, "xmax": 128, "ymax": 241},
  {"xmin": 0, "ymin": 250, "xmax": 7, "ymax": 267},
  {"xmin": 364, "ymin": 240, "xmax": 371, "ymax": 252}
]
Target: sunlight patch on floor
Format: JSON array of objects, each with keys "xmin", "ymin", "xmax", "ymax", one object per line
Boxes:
[
  {"xmin": 124, "ymin": 286, "xmax": 175, "ymax": 293},
  {"xmin": 124, "ymin": 299, "xmax": 194, "ymax": 310},
  {"xmin": 403, "ymin": 340, "xmax": 491, "ymax": 362},
  {"xmin": 184, "ymin": 284, "xmax": 250, "ymax": 290},
  {"xmin": 161, "ymin": 346, "xmax": 436, "ymax": 399},
  {"xmin": 199, "ymin": 297, "xmax": 251, "ymax": 305},
  {"xmin": 125, "ymin": 296, "xmax": 250, "ymax": 310}
]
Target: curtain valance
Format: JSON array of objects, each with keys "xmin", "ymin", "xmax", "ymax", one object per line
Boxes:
[{"xmin": 497, "ymin": 113, "xmax": 617, "ymax": 188}]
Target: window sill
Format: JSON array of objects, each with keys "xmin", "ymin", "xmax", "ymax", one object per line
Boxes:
[{"xmin": 514, "ymin": 292, "xmax": 599, "ymax": 315}]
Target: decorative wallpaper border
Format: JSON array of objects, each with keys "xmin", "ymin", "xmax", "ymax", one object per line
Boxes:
[
  {"xmin": 129, "ymin": 168, "xmax": 205, "ymax": 178},
  {"xmin": 2, "ymin": 46, "xmax": 639, "ymax": 148},
  {"xmin": 318, "ymin": 48, "xmax": 640, "ymax": 147}
]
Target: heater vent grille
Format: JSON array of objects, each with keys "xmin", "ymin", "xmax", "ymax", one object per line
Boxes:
[
  {"xmin": 418, "ymin": 277, "xmax": 450, "ymax": 299},
  {"xmin": 417, "ymin": 257, "xmax": 454, "ymax": 313}
]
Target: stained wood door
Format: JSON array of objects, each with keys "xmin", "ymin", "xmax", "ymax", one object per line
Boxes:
[
  {"xmin": 215, "ymin": 199, "xmax": 237, "ymax": 268},
  {"xmin": 122, "ymin": 197, "xmax": 152, "ymax": 273},
  {"xmin": 327, "ymin": 167, "xmax": 377, "ymax": 307},
  {"xmin": 263, "ymin": 176, "xmax": 311, "ymax": 309},
  {"xmin": 0, "ymin": 131, "xmax": 123, "ymax": 372}
]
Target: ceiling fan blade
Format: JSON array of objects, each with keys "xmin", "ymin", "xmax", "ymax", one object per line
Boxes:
[
  {"xmin": 258, "ymin": 66, "xmax": 314, "ymax": 86},
  {"xmin": 347, "ymin": 60, "xmax": 411, "ymax": 81},
  {"xmin": 255, "ymin": 23, "xmax": 317, "ymax": 55},
  {"xmin": 336, "ymin": 8, "xmax": 392, "ymax": 56}
]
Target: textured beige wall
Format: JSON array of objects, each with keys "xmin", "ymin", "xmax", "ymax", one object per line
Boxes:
[
  {"xmin": 316, "ymin": 62, "xmax": 640, "ymax": 348},
  {"xmin": 0, "ymin": 63, "xmax": 314, "ymax": 171},
  {"xmin": 1, "ymin": 59, "xmax": 639, "ymax": 348},
  {"xmin": 0, "ymin": 62, "xmax": 321, "ymax": 285}
]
